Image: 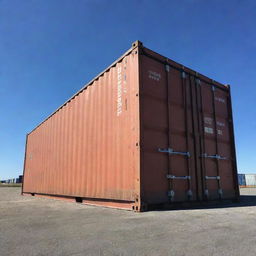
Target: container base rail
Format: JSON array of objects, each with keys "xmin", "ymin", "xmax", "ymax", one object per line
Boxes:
[{"xmin": 22, "ymin": 192, "xmax": 239, "ymax": 212}]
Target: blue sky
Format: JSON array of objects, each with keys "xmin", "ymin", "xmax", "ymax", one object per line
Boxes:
[{"xmin": 0, "ymin": 0, "xmax": 255, "ymax": 179}]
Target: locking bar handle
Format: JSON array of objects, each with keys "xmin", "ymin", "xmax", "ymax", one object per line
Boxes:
[
  {"xmin": 159, "ymin": 148, "xmax": 190, "ymax": 157},
  {"xmin": 202, "ymin": 153, "xmax": 227, "ymax": 160},
  {"xmin": 167, "ymin": 175, "xmax": 191, "ymax": 180},
  {"xmin": 205, "ymin": 176, "xmax": 220, "ymax": 180}
]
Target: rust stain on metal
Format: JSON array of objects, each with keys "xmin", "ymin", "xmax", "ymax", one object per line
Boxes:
[{"xmin": 23, "ymin": 41, "xmax": 239, "ymax": 211}]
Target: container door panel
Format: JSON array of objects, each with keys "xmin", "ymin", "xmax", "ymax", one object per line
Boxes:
[
  {"xmin": 141, "ymin": 55, "xmax": 198, "ymax": 204},
  {"xmin": 140, "ymin": 57, "xmax": 169, "ymax": 204},
  {"xmin": 166, "ymin": 68, "xmax": 197, "ymax": 202},
  {"xmin": 198, "ymin": 81, "xmax": 236, "ymax": 200}
]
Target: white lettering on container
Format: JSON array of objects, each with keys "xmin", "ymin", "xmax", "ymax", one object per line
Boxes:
[
  {"xmin": 217, "ymin": 121, "xmax": 225, "ymax": 127},
  {"xmin": 218, "ymin": 129, "xmax": 223, "ymax": 135},
  {"xmin": 204, "ymin": 117, "xmax": 213, "ymax": 125},
  {"xmin": 148, "ymin": 70, "xmax": 161, "ymax": 81},
  {"xmin": 204, "ymin": 127, "xmax": 214, "ymax": 134},
  {"xmin": 215, "ymin": 97, "xmax": 225, "ymax": 103},
  {"xmin": 117, "ymin": 66, "xmax": 122, "ymax": 116}
]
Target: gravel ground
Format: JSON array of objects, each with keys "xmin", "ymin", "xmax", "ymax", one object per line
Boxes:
[{"xmin": 0, "ymin": 187, "xmax": 256, "ymax": 256}]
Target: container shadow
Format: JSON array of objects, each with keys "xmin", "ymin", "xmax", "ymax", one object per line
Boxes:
[
  {"xmin": 151, "ymin": 195, "xmax": 256, "ymax": 212},
  {"xmin": 203, "ymin": 195, "xmax": 256, "ymax": 209},
  {"xmin": 237, "ymin": 195, "xmax": 256, "ymax": 207}
]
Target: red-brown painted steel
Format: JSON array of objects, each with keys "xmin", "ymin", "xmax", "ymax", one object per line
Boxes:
[
  {"xmin": 23, "ymin": 44, "xmax": 141, "ymax": 210},
  {"xmin": 139, "ymin": 54, "xmax": 198, "ymax": 204},
  {"xmin": 139, "ymin": 46, "xmax": 239, "ymax": 207},
  {"xmin": 23, "ymin": 41, "xmax": 239, "ymax": 211}
]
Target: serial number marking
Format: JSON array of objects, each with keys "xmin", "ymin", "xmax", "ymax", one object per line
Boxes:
[
  {"xmin": 215, "ymin": 97, "xmax": 225, "ymax": 103},
  {"xmin": 148, "ymin": 70, "xmax": 161, "ymax": 81},
  {"xmin": 217, "ymin": 130, "xmax": 223, "ymax": 135},
  {"xmin": 204, "ymin": 127, "xmax": 213, "ymax": 134},
  {"xmin": 217, "ymin": 121, "xmax": 225, "ymax": 127},
  {"xmin": 204, "ymin": 117, "xmax": 213, "ymax": 125}
]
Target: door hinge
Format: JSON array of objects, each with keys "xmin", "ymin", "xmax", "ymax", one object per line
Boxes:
[
  {"xmin": 187, "ymin": 190, "xmax": 193, "ymax": 198},
  {"xmin": 167, "ymin": 190, "xmax": 175, "ymax": 198},
  {"xmin": 196, "ymin": 78, "xmax": 201, "ymax": 85},
  {"xmin": 159, "ymin": 148, "xmax": 190, "ymax": 157}
]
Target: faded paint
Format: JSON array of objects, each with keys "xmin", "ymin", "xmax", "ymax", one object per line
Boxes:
[
  {"xmin": 23, "ymin": 44, "xmax": 141, "ymax": 210},
  {"xmin": 23, "ymin": 41, "xmax": 239, "ymax": 211}
]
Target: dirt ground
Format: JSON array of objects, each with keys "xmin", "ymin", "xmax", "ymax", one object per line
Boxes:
[{"xmin": 0, "ymin": 187, "xmax": 256, "ymax": 256}]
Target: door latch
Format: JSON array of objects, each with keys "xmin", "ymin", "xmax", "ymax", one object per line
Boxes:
[
  {"xmin": 167, "ymin": 175, "xmax": 191, "ymax": 180},
  {"xmin": 202, "ymin": 153, "xmax": 227, "ymax": 160},
  {"xmin": 159, "ymin": 148, "xmax": 190, "ymax": 157},
  {"xmin": 205, "ymin": 176, "xmax": 220, "ymax": 180}
]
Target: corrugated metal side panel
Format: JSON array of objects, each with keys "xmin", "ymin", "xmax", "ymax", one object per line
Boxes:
[
  {"xmin": 23, "ymin": 49, "xmax": 140, "ymax": 202},
  {"xmin": 245, "ymin": 174, "xmax": 256, "ymax": 186}
]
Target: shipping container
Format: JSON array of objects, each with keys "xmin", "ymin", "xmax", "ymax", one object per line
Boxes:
[
  {"xmin": 244, "ymin": 174, "xmax": 256, "ymax": 187},
  {"xmin": 238, "ymin": 174, "xmax": 246, "ymax": 186},
  {"xmin": 18, "ymin": 175, "xmax": 23, "ymax": 183},
  {"xmin": 22, "ymin": 41, "xmax": 239, "ymax": 211}
]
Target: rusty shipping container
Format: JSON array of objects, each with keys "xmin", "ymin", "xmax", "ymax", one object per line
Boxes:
[{"xmin": 22, "ymin": 41, "xmax": 239, "ymax": 211}]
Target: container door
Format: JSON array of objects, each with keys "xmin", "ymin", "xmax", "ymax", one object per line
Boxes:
[
  {"xmin": 140, "ymin": 55, "xmax": 199, "ymax": 203},
  {"xmin": 162, "ymin": 67, "xmax": 199, "ymax": 202},
  {"xmin": 195, "ymin": 79, "xmax": 238, "ymax": 200}
]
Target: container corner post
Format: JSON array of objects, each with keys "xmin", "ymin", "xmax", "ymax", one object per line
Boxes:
[{"xmin": 132, "ymin": 40, "xmax": 143, "ymax": 48}]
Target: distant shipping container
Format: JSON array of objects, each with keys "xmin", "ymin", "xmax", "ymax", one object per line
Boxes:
[
  {"xmin": 22, "ymin": 41, "xmax": 239, "ymax": 211},
  {"xmin": 18, "ymin": 175, "xmax": 23, "ymax": 183},
  {"xmin": 238, "ymin": 174, "xmax": 246, "ymax": 186},
  {"xmin": 244, "ymin": 174, "xmax": 256, "ymax": 187}
]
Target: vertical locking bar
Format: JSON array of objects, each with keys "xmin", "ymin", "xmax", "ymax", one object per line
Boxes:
[
  {"xmin": 211, "ymin": 84, "xmax": 222, "ymax": 199},
  {"xmin": 181, "ymin": 70, "xmax": 192, "ymax": 200},
  {"xmin": 165, "ymin": 63, "xmax": 174, "ymax": 201},
  {"xmin": 189, "ymin": 76, "xmax": 201, "ymax": 201},
  {"xmin": 196, "ymin": 78, "xmax": 208, "ymax": 199}
]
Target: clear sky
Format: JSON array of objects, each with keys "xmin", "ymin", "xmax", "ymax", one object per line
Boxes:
[{"xmin": 1, "ymin": 0, "xmax": 255, "ymax": 179}]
